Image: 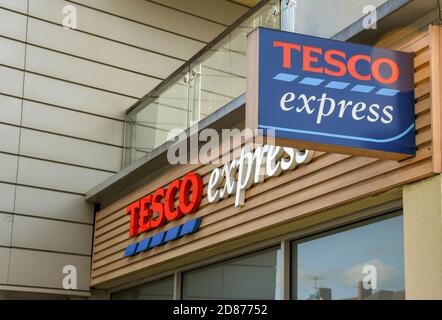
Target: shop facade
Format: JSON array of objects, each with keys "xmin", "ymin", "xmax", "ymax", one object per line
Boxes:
[{"xmin": 86, "ymin": 4, "xmax": 442, "ymax": 300}]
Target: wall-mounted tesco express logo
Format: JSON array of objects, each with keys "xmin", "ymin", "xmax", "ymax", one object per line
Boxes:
[
  {"xmin": 124, "ymin": 173, "xmax": 203, "ymax": 257},
  {"xmin": 124, "ymin": 146, "xmax": 313, "ymax": 257},
  {"xmin": 247, "ymin": 27, "xmax": 415, "ymax": 160}
]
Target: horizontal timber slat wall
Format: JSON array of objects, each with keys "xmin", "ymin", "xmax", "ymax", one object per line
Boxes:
[{"xmin": 91, "ymin": 27, "xmax": 438, "ymax": 288}]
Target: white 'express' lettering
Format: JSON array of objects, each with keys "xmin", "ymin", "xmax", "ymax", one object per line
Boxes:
[
  {"xmin": 280, "ymin": 91, "xmax": 394, "ymax": 125},
  {"xmin": 208, "ymin": 146, "xmax": 314, "ymax": 207}
]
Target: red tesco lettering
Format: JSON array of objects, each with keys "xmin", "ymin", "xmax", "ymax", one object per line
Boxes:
[
  {"xmin": 126, "ymin": 172, "xmax": 203, "ymax": 237},
  {"xmin": 273, "ymin": 41, "xmax": 399, "ymax": 84}
]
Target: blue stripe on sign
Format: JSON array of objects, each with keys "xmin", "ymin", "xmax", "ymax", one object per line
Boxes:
[
  {"xmin": 299, "ymin": 77, "xmax": 324, "ymax": 86},
  {"xmin": 135, "ymin": 238, "xmax": 151, "ymax": 253},
  {"xmin": 124, "ymin": 243, "xmax": 138, "ymax": 257},
  {"xmin": 259, "ymin": 123, "xmax": 415, "ymax": 144},
  {"xmin": 180, "ymin": 218, "xmax": 202, "ymax": 237},
  {"xmin": 351, "ymin": 84, "xmax": 375, "ymax": 93},
  {"xmin": 150, "ymin": 232, "xmax": 166, "ymax": 248},
  {"xmin": 273, "ymin": 73, "xmax": 298, "ymax": 82},
  {"xmin": 164, "ymin": 225, "xmax": 182, "ymax": 242},
  {"xmin": 325, "ymin": 81, "xmax": 350, "ymax": 90},
  {"xmin": 376, "ymin": 88, "xmax": 400, "ymax": 96}
]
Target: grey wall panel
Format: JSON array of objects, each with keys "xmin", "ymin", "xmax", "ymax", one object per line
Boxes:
[
  {"xmin": 152, "ymin": 0, "xmax": 248, "ymax": 25},
  {"xmin": 22, "ymin": 100, "xmax": 124, "ymax": 146},
  {"xmin": 28, "ymin": 0, "xmax": 205, "ymax": 60},
  {"xmin": 0, "ymin": 0, "xmax": 28, "ymax": 13},
  {"xmin": 25, "ymin": 45, "xmax": 160, "ymax": 98},
  {"xmin": 0, "ymin": 8, "xmax": 27, "ymax": 41},
  {"xmin": 0, "ymin": 0, "xmax": 245, "ymax": 295},
  {"xmin": 200, "ymin": 90, "xmax": 231, "ymax": 116},
  {"xmin": 133, "ymin": 125, "xmax": 159, "ymax": 151},
  {"xmin": 0, "ymin": 247, "xmax": 10, "ymax": 284},
  {"xmin": 138, "ymin": 102, "xmax": 188, "ymax": 131},
  {"xmin": 0, "ymin": 124, "xmax": 20, "ymax": 154},
  {"xmin": 27, "ymin": 18, "xmax": 183, "ymax": 79},
  {"xmin": 0, "ymin": 213, "xmax": 13, "ymax": 246},
  {"xmin": 134, "ymin": 150, "xmax": 148, "ymax": 161},
  {"xmin": 0, "ymin": 183, "xmax": 15, "ymax": 213},
  {"xmin": 15, "ymin": 186, "xmax": 93, "ymax": 224},
  {"xmin": 8, "ymin": 248, "xmax": 91, "ymax": 290},
  {"xmin": 132, "ymin": 124, "xmax": 171, "ymax": 151},
  {"xmin": 17, "ymin": 157, "xmax": 113, "ymax": 194},
  {"xmin": 19, "ymin": 129, "xmax": 123, "ymax": 172},
  {"xmin": 0, "ymin": 37, "xmax": 25, "ymax": 69},
  {"xmin": 0, "ymin": 94, "xmax": 22, "ymax": 125},
  {"xmin": 0, "ymin": 153, "xmax": 18, "ymax": 183},
  {"xmin": 23, "ymin": 73, "xmax": 136, "ymax": 120},
  {"xmin": 11, "ymin": 215, "xmax": 93, "ymax": 255},
  {"xmin": 69, "ymin": 0, "xmax": 225, "ymax": 42},
  {"xmin": 0, "ymin": 66, "xmax": 24, "ymax": 97}
]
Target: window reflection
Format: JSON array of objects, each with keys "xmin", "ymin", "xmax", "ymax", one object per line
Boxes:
[
  {"xmin": 292, "ymin": 213, "xmax": 405, "ymax": 300},
  {"xmin": 111, "ymin": 277, "xmax": 174, "ymax": 300},
  {"xmin": 183, "ymin": 247, "xmax": 282, "ymax": 300}
]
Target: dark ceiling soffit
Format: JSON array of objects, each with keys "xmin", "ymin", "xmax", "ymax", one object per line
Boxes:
[{"xmin": 85, "ymin": 94, "xmax": 245, "ymax": 207}]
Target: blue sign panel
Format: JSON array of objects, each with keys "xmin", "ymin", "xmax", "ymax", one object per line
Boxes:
[{"xmin": 248, "ymin": 27, "xmax": 415, "ymax": 160}]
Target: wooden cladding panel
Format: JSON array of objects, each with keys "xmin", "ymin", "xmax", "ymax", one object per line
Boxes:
[
  {"xmin": 430, "ymin": 25, "xmax": 442, "ymax": 173},
  {"xmin": 91, "ymin": 30, "xmax": 436, "ymax": 287}
]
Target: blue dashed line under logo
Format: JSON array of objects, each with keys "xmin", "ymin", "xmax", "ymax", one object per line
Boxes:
[
  {"xmin": 325, "ymin": 81, "xmax": 350, "ymax": 89},
  {"xmin": 124, "ymin": 218, "xmax": 202, "ymax": 257},
  {"xmin": 273, "ymin": 73, "xmax": 298, "ymax": 82},
  {"xmin": 299, "ymin": 77, "xmax": 324, "ymax": 86},
  {"xmin": 351, "ymin": 84, "xmax": 375, "ymax": 93},
  {"xmin": 376, "ymin": 88, "xmax": 400, "ymax": 96},
  {"xmin": 272, "ymin": 72, "xmax": 400, "ymax": 96}
]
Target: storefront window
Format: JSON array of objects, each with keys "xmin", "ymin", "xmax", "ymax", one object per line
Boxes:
[
  {"xmin": 111, "ymin": 277, "xmax": 174, "ymax": 300},
  {"xmin": 182, "ymin": 247, "xmax": 282, "ymax": 300},
  {"xmin": 291, "ymin": 213, "xmax": 405, "ymax": 300}
]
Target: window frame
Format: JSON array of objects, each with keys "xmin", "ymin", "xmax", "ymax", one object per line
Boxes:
[
  {"xmin": 111, "ymin": 275, "xmax": 175, "ymax": 300},
  {"xmin": 290, "ymin": 210, "xmax": 405, "ymax": 300}
]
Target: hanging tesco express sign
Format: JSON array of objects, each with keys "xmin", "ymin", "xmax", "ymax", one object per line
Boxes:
[{"xmin": 246, "ymin": 27, "xmax": 415, "ymax": 160}]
